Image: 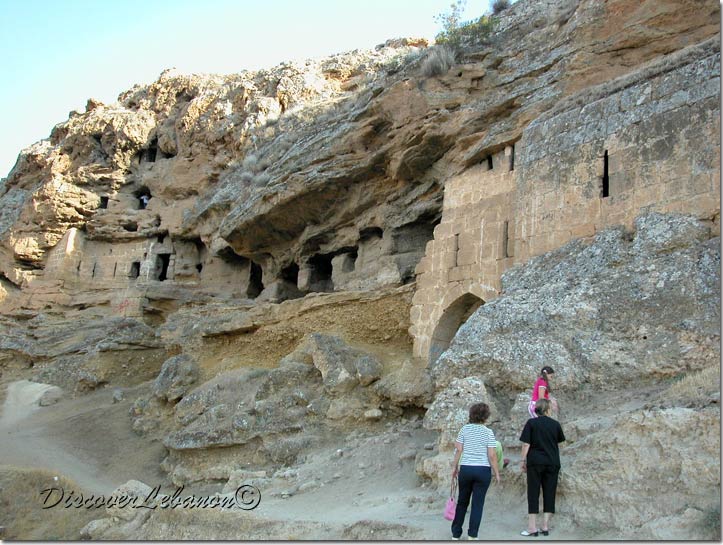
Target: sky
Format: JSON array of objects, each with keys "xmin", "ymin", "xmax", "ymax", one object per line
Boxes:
[{"xmin": 0, "ymin": 0, "xmax": 495, "ymax": 179}]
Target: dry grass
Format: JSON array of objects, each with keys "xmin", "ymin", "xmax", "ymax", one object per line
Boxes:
[
  {"xmin": 0, "ymin": 466, "xmax": 99, "ymax": 540},
  {"xmin": 663, "ymin": 365, "xmax": 720, "ymax": 406},
  {"xmin": 420, "ymin": 45, "xmax": 456, "ymax": 78}
]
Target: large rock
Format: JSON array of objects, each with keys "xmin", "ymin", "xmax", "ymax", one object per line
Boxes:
[
  {"xmin": 152, "ymin": 354, "xmax": 199, "ymax": 402},
  {"xmin": 283, "ymin": 333, "xmax": 383, "ymax": 394},
  {"xmin": 423, "ymin": 376, "xmax": 498, "ymax": 447},
  {"xmin": 163, "ymin": 368, "xmax": 266, "ymax": 450},
  {"xmin": 373, "ymin": 358, "xmax": 434, "ymax": 407},
  {"xmin": 560, "ymin": 407, "xmax": 720, "ymax": 539}
]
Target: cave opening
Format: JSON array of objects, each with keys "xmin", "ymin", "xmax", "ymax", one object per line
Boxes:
[
  {"xmin": 156, "ymin": 254, "xmax": 171, "ymax": 281},
  {"xmin": 144, "ymin": 138, "xmax": 158, "ymax": 163},
  {"xmin": 248, "ymin": 261, "xmax": 264, "ymax": 298},
  {"xmin": 307, "ymin": 253, "xmax": 334, "ymax": 292},
  {"xmin": 281, "ymin": 262, "xmax": 300, "ymax": 287},
  {"xmin": 134, "ymin": 187, "xmax": 152, "ymax": 209}
]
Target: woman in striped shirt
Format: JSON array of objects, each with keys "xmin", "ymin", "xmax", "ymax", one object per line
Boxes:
[{"xmin": 450, "ymin": 403, "xmax": 501, "ymax": 540}]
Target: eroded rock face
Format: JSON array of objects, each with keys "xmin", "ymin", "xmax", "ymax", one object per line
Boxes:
[
  {"xmin": 0, "ymin": 0, "xmax": 719, "ymax": 540},
  {"xmin": 562, "ymin": 407, "xmax": 720, "ymax": 539},
  {"xmin": 137, "ymin": 333, "xmax": 421, "ymax": 484},
  {"xmin": 423, "ymin": 376, "xmax": 498, "ymax": 447},
  {"xmin": 0, "ymin": 0, "xmax": 717, "ymax": 315}
]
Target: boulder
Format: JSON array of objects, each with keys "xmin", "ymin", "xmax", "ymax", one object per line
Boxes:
[
  {"xmin": 152, "ymin": 354, "xmax": 199, "ymax": 402},
  {"xmin": 423, "ymin": 376, "xmax": 498, "ymax": 446},
  {"xmin": 105, "ymin": 480, "xmax": 154, "ymax": 522},
  {"xmin": 164, "ymin": 368, "xmax": 266, "ymax": 450},
  {"xmin": 373, "ymin": 358, "xmax": 433, "ymax": 406},
  {"xmin": 285, "ymin": 333, "xmax": 383, "ymax": 394},
  {"xmin": 38, "ymin": 386, "xmax": 63, "ymax": 406}
]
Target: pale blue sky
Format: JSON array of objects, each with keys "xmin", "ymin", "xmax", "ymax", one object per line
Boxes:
[{"xmin": 0, "ymin": 0, "xmax": 494, "ymax": 178}]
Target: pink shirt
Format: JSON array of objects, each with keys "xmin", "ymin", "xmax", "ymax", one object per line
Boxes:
[{"xmin": 531, "ymin": 377, "xmax": 550, "ymax": 402}]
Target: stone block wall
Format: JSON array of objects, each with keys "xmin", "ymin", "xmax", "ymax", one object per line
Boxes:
[
  {"xmin": 411, "ymin": 49, "xmax": 721, "ymax": 361},
  {"xmin": 514, "ymin": 49, "xmax": 720, "ymax": 262},
  {"xmin": 411, "ymin": 147, "xmax": 516, "ymax": 361}
]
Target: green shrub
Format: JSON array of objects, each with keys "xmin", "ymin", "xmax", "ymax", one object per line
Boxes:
[
  {"xmin": 492, "ymin": 0, "xmax": 510, "ymax": 15},
  {"xmin": 434, "ymin": 0, "xmax": 496, "ymax": 50}
]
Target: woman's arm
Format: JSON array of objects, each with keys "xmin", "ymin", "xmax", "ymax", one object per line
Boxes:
[
  {"xmin": 520, "ymin": 442, "xmax": 530, "ymax": 472},
  {"xmin": 487, "ymin": 446, "xmax": 500, "ymax": 484},
  {"xmin": 538, "ymin": 385, "xmax": 547, "ymax": 399},
  {"xmin": 451, "ymin": 441, "xmax": 463, "ymax": 476}
]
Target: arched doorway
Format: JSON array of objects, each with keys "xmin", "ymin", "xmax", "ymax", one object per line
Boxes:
[{"xmin": 429, "ymin": 293, "xmax": 484, "ymax": 364}]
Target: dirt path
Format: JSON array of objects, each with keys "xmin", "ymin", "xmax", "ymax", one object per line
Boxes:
[
  {"xmin": 0, "ymin": 380, "xmax": 166, "ymax": 496},
  {"xmin": 0, "ymin": 379, "xmax": 605, "ymax": 540}
]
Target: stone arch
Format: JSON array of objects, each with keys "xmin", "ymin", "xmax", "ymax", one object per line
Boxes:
[{"xmin": 428, "ymin": 292, "xmax": 484, "ymax": 364}]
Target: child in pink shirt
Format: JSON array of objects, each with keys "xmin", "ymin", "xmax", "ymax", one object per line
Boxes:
[{"xmin": 528, "ymin": 366, "xmax": 557, "ymax": 418}]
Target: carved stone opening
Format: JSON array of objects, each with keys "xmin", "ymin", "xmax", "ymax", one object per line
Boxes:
[
  {"xmin": 155, "ymin": 254, "xmax": 171, "ymax": 281},
  {"xmin": 307, "ymin": 253, "xmax": 334, "ymax": 292},
  {"xmin": 248, "ymin": 261, "xmax": 264, "ymax": 298},
  {"xmin": 281, "ymin": 262, "xmax": 300, "ymax": 287},
  {"xmin": 135, "ymin": 187, "xmax": 152, "ymax": 210},
  {"xmin": 429, "ymin": 293, "xmax": 484, "ymax": 364}
]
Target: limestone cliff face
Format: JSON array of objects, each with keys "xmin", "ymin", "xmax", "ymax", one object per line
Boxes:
[
  {"xmin": 0, "ymin": 0, "xmax": 720, "ymax": 540},
  {"xmin": 0, "ymin": 0, "xmax": 718, "ymax": 305}
]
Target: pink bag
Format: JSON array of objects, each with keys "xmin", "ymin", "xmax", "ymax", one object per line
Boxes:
[{"xmin": 444, "ymin": 478, "xmax": 458, "ymax": 520}]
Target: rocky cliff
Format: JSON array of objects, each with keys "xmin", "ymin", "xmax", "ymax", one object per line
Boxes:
[{"xmin": 0, "ymin": 0, "xmax": 719, "ymax": 540}]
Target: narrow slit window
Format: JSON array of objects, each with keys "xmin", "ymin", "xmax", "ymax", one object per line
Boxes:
[
  {"xmin": 454, "ymin": 233, "xmax": 460, "ymax": 267},
  {"xmin": 602, "ymin": 150, "xmax": 610, "ymax": 198},
  {"xmin": 509, "ymin": 144, "xmax": 515, "ymax": 171},
  {"xmin": 487, "ymin": 155, "xmax": 493, "ymax": 170},
  {"xmin": 502, "ymin": 220, "xmax": 509, "ymax": 258}
]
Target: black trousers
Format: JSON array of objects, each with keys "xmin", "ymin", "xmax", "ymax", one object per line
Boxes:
[
  {"xmin": 526, "ymin": 464, "xmax": 559, "ymax": 514},
  {"xmin": 451, "ymin": 465, "xmax": 491, "ymax": 538}
]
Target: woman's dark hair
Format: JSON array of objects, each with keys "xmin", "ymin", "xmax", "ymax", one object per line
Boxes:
[
  {"xmin": 535, "ymin": 398, "xmax": 552, "ymax": 416},
  {"xmin": 469, "ymin": 403, "xmax": 490, "ymax": 424},
  {"xmin": 540, "ymin": 366, "xmax": 555, "ymax": 394}
]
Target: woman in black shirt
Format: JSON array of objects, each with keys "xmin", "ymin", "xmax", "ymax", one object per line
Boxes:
[{"xmin": 519, "ymin": 398, "xmax": 566, "ymax": 537}]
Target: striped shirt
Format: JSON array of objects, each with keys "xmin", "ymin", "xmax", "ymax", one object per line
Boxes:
[{"xmin": 456, "ymin": 424, "xmax": 496, "ymax": 466}]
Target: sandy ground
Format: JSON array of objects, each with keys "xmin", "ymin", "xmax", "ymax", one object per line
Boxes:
[{"xmin": 0, "ymin": 378, "xmax": 611, "ymax": 540}]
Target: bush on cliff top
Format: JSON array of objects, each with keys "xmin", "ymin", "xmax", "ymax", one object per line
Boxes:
[{"xmin": 434, "ymin": 0, "xmax": 496, "ymax": 50}]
